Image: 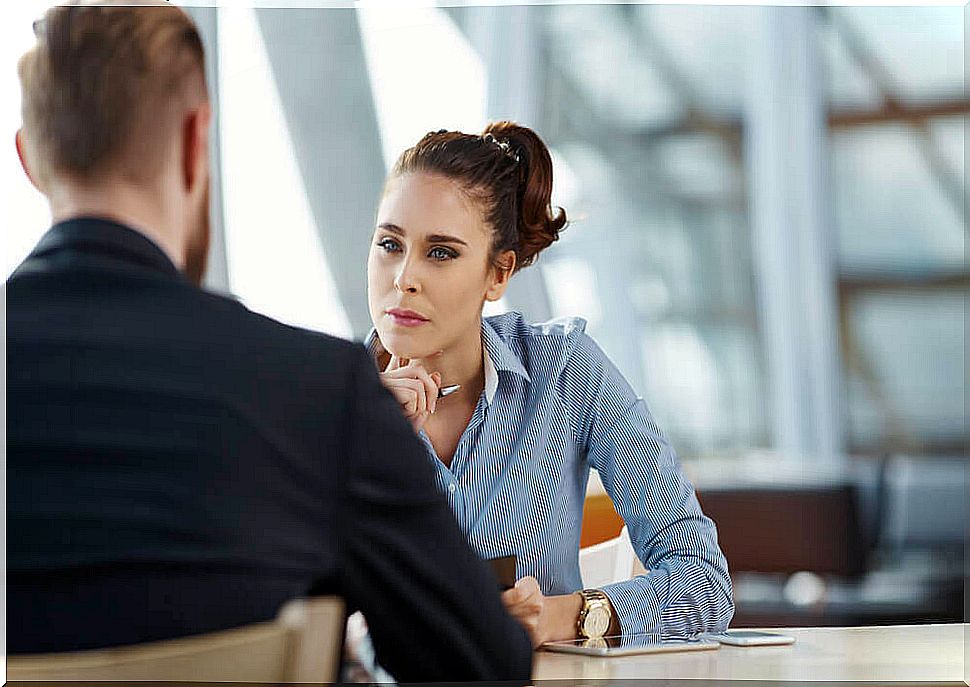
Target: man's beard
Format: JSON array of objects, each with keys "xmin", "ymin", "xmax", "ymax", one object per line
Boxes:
[{"xmin": 183, "ymin": 181, "xmax": 210, "ymax": 287}]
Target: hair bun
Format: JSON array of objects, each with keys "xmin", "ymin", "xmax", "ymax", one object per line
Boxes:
[{"xmin": 483, "ymin": 121, "xmax": 567, "ymax": 268}]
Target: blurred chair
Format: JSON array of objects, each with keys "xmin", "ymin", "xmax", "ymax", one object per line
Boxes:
[
  {"xmin": 7, "ymin": 596, "xmax": 345, "ymax": 683},
  {"xmin": 580, "ymin": 474, "xmax": 624, "ymax": 548},
  {"xmin": 580, "ymin": 526, "xmax": 646, "ymax": 588}
]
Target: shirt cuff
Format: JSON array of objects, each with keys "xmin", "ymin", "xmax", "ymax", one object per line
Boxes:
[{"xmin": 600, "ymin": 569, "xmax": 666, "ymax": 636}]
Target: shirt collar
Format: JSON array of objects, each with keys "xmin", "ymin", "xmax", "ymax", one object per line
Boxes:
[
  {"xmin": 481, "ymin": 316, "xmax": 531, "ymax": 385},
  {"xmin": 29, "ymin": 216, "xmax": 181, "ymax": 279},
  {"xmin": 482, "ymin": 346, "xmax": 498, "ymax": 406},
  {"xmin": 364, "ymin": 317, "xmax": 530, "ymax": 407},
  {"xmin": 363, "ymin": 328, "xmax": 384, "ymax": 361}
]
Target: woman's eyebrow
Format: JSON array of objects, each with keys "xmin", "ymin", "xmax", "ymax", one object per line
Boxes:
[
  {"xmin": 378, "ymin": 223, "xmax": 468, "ymax": 247},
  {"xmin": 426, "ymin": 233, "xmax": 468, "ymax": 246},
  {"xmin": 377, "ymin": 222, "xmax": 405, "ymax": 236}
]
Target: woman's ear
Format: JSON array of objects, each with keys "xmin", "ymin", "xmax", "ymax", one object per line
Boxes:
[{"xmin": 485, "ymin": 250, "xmax": 517, "ymax": 302}]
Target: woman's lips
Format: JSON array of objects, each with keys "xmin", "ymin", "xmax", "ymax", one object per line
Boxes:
[{"xmin": 386, "ymin": 310, "xmax": 429, "ymax": 327}]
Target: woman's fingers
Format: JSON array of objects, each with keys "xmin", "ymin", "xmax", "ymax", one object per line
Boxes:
[
  {"xmin": 405, "ymin": 363, "xmax": 439, "ymax": 414},
  {"xmin": 380, "ymin": 360, "xmax": 440, "ymax": 414},
  {"xmin": 385, "ymin": 383, "xmax": 419, "ymax": 416},
  {"xmin": 501, "ymin": 577, "xmax": 544, "ymax": 647},
  {"xmin": 501, "ymin": 577, "xmax": 542, "ymax": 614},
  {"xmin": 396, "ymin": 377, "xmax": 427, "ymax": 416},
  {"xmin": 501, "ymin": 586, "xmax": 523, "ymax": 606},
  {"xmin": 385, "ymin": 354, "xmax": 414, "ymax": 372},
  {"xmin": 513, "ymin": 576, "xmax": 541, "ymax": 602}
]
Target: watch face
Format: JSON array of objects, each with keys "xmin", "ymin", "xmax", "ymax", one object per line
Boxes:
[{"xmin": 584, "ymin": 606, "xmax": 611, "ymax": 638}]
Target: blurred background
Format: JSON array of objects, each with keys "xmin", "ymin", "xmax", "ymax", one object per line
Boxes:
[{"xmin": 2, "ymin": 1, "xmax": 966, "ymax": 628}]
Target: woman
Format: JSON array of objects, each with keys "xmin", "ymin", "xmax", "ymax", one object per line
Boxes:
[{"xmin": 365, "ymin": 122, "xmax": 734, "ymax": 646}]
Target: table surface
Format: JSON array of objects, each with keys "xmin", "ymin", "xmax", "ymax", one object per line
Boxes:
[{"xmin": 532, "ymin": 623, "xmax": 966, "ymax": 682}]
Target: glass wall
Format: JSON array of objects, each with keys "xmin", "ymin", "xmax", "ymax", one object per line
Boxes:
[
  {"xmin": 3, "ymin": 2, "xmax": 963, "ymax": 460},
  {"xmin": 3, "ymin": 2, "xmax": 963, "ymax": 461},
  {"xmin": 533, "ymin": 4, "xmax": 770, "ymax": 458}
]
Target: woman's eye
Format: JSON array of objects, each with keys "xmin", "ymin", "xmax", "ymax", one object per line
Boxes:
[
  {"xmin": 377, "ymin": 237, "xmax": 400, "ymax": 253},
  {"xmin": 429, "ymin": 246, "xmax": 458, "ymax": 261}
]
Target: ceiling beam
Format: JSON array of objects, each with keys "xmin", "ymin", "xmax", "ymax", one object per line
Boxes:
[
  {"xmin": 828, "ymin": 99, "xmax": 970, "ymax": 127},
  {"xmin": 819, "ymin": 6, "xmax": 966, "ymax": 234},
  {"xmin": 838, "ymin": 272, "xmax": 970, "ymax": 293},
  {"xmin": 634, "ymin": 98, "xmax": 970, "ymax": 142}
]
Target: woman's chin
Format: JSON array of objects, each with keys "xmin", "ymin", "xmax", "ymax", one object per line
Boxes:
[{"xmin": 379, "ymin": 330, "xmax": 436, "ymax": 360}]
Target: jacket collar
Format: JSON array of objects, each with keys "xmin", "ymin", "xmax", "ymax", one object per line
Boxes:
[{"xmin": 28, "ymin": 216, "xmax": 182, "ymax": 279}]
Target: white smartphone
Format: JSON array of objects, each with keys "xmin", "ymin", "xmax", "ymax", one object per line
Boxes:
[{"xmin": 709, "ymin": 630, "xmax": 795, "ymax": 646}]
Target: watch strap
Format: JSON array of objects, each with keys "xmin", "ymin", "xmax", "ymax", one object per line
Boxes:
[{"xmin": 577, "ymin": 589, "xmax": 611, "ymax": 639}]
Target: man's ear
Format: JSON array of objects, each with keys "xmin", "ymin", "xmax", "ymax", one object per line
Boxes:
[
  {"xmin": 181, "ymin": 101, "xmax": 212, "ymax": 194},
  {"xmin": 485, "ymin": 250, "xmax": 517, "ymax": 302},
  {"xmin": 15, "ymin": 129, "xmax": 44, "ymax": 194}
]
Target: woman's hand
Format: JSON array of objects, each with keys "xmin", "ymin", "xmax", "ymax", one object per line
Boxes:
[
  {"xmin": 500, "ymin": 577, "xmax": 584, "ymax": 648},
  {"xmin": 501, "ymin": 577, "xmax": 545, "ymax": 646},
  {"xmin": 379, "ymin": 355, "xmax": 441, "ymax": 432}
]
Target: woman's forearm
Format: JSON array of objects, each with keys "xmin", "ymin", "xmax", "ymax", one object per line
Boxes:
[{"xmin": 600, "ymin": 557, "xmax": 735, "ymax": 636}]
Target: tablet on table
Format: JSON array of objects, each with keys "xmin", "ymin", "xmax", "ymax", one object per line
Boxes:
[{"xmin": 542, "ymin": 634, "xmax": 720, "ymax": 657}]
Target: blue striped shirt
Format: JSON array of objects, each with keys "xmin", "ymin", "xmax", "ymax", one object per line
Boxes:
[{"xmin": 366, "ymin": 311, "xmax": 734, "ymax": 637}]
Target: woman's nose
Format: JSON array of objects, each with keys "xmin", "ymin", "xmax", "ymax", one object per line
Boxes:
[{"xmin": 393, "ymin": 263, "xmax": 420, "ymax": 294}]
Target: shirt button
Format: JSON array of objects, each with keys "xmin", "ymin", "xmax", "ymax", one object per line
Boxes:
[{"xmin": 448, "ymin": 483, "xmax": 457, "ymax": 494}]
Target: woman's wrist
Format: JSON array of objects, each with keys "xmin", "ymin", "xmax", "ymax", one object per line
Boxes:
[
  {"xmin": 540, "ymin": 592, "xmax": 584, "ymax": 644},
  {"xmin": 552, "ymin": 590, "xmax": 621, "ymax": 643}
]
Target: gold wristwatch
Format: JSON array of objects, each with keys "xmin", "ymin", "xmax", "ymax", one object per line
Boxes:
[{"xmin": 577, "ymin": 589, "xmax": 612, "ymax": 639}]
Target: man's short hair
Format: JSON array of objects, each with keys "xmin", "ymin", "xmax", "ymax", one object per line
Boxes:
[{"xmin": 17, "ymin": 1, "xmax": 207, "ymax": 185}]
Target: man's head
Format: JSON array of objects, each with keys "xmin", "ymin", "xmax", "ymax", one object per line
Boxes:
[{"xmin": 16, "ymin": 0, "xmax": 212, "ymax": 284}]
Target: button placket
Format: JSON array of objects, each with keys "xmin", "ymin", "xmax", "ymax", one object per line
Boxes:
[{"xmin": 448, "ymin": 390, "xmax": 488, "ymax": 485}]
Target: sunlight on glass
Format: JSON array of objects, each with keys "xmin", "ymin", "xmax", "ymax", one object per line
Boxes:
[
  {"xmin": 541, "ymin": 257, "xmax": 602, "ymax": 329},
  {"xmin": 1, "ymin": 1, "xmax": 52, "ymax": 279},
  {"xmin": 641, "ymin": 325, "xmax": 720, "ymax": 451},
  {"xmin": 218, "ymin": 7, "xmax": 352, "ymax": 338},
  {"xmin": 357, "ymin": 3, "xmax": 486, "ymax": 171},
  {"xmin": 549, "ymin": 148, "xmax": 582, "ymax": 213}
]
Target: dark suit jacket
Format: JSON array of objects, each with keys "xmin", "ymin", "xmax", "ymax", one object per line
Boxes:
[{"xmin": 7, "ymin": 217, "xmax": 532, "ymax": 682}]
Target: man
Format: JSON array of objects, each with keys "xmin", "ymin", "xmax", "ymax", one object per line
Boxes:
[{"xmin": 6, "ymin": 2, "xmax": 532, "ymax": 681}]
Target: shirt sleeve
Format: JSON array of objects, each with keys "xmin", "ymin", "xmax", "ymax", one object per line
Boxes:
[
  {"xmin": 336, "ymin": 346, "xmax": 532, "ymax": 682},
  {"xmin": 566, "ymin": 332, "xmax": 735, "ymax": 637}
]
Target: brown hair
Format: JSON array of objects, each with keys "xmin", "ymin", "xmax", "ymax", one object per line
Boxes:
[
  {"xmin": 17, "ymin": 1, "xmax": 206, "ymax": 185},
  {"xmin": 391, "ymin": 121, "xmax": 567, "ymax": 272}
]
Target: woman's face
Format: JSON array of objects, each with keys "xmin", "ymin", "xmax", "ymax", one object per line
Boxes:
[{"xmin": 367, "ymin": 172, "xmax": 511, "ymax": 360}]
